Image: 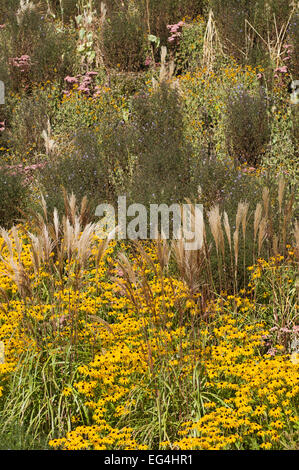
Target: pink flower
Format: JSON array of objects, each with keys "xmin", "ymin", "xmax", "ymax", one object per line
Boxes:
[
  {"xmin": 275, "ymin": 65, "xmax": 288, "ymax": 73},
  {"xmin": 64, "ymin": 76, "xmax": 78, "ymax": 84}
]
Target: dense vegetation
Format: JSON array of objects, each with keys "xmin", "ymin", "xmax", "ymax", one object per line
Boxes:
[{"xmin": 0, "ymin": 0, "xmax": 298, "ymax": 450}]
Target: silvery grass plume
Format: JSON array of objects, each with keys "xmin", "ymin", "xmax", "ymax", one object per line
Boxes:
[
  {"xmin": 16, "ymin": 0, "xmax": 36, "ymax": 25},
  {"xmin": 208, "ymin": 205, "xmax": 224, "ymax": 258},
  {"xmin": 278, "ymin": 177, "xmax": 286, "ymax": 214},
  {"xmin": 41, "ymin": 120, "xmax": 56, "ymax": 156}
]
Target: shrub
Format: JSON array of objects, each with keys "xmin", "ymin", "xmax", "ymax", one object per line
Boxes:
[
  {"xmin": 102, "ymin": 9, "xmax": 147, "ymax": 72},
  {"xmin": 0, "ymin": 3, "xmax": 76, "ymax": 92},
  {"xmin": 129, "ymin": 83, "xmax": 194, "ymax": 206},
  {"xmin": 147, "ymin": 0, "xmax": 205, "ymax": 46},
  {"xmin": 224, "ymin": 85, "xmax": 270, "ymax": 166},
  {"xmin": 0, "ymin": 167, "xmax": 29, "ymax": 228},
  {"xmin": 37, "ymin": 131, "xmax": 111, "ymax": 216},
  {"xmin": 6, "ymin": 84, "xmax": 60, "ymax": 160},
  {"xmin": 211, "ymin": 0, "xmax": 292, "ymax": 67},
  {"xmin": 174, "ymin": 17, "xmax": 206, "ymax": 73}
]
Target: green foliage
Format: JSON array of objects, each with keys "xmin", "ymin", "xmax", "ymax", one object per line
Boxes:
[
  {"xmin": 0, "ymin": 4, "xmax": 76, "ymax": 92},
  {"xmin": 130, "ymin": 84, "xmax": 194, "ymax": 206},
  {"xmin": 102, "ymin": 9, "xmax": 147, "ymax": 72},
  {"xmin": 0, "ymin": 347, "xmax": 89, "ymax": 444},
  {"xmin": 0, "ymin": 167, "xmax": 29, "ymax": 228},
  {"xmin": 6, "ymin": 84, "xmax": 60, "ymax": 160},
  {"xmin": 224, "ymin": 85, "xmax": 270, "ymax": 166},
  {"xmin": 147, "ymin": 0, "xmax": 205, "ymax": 45},
  {"xmin": 211, "ymin": 0, "xmax": 293, "ymax": 67},
  {"xmin": 175, "ymin": 18, "xmax": 206, "ymax": 73}
]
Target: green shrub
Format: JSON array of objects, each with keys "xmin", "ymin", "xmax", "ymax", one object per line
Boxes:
[
  {"xmin": 6, "ymin": 84, "xmax": 60, "ymax": 161},
  {"xmin": 102, "ymin": 9, "xmax": 147, "ymax": 72},
  {"xmin": 38, "ymin": 131, "xmax": 110, "ymax": 215},
  {"xmin": 211, "ymin": 0, "xmax": 292, "ymax": 67},
  {"xmin": 0, "ymin": 4, "xmax": 76, "ymax": 92},
  {"xmin": 0, "ymin": 167, "xmax": 29, "ymax": 228},
  {"xmin": 175, "ymin": 18, "xmax": 206, "ymax": 72},
  {"xmin": 147, "ymin": 0, "xmax": 205, "ymax": 46},
  {"xmin": 224, "ymin": 85, "xmax": 270, "ymax": 166},
  {"xmin": 129, "ymin": 83, "xmax": 194, "ymax": 206}
]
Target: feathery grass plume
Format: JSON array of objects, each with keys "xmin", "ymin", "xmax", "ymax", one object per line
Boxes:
[
  {"xmin": 258, "ymin": 216, "xmax": 267, "ymax": 257},
  {"xmin": 152, "ymin": 46, "xmax": 176, "ymax": 91},
  {"xmin": 41, "ymin": 225, "xmax": 55, "ymax": 264},
  {"xmin": 223, "ymin": 211, "xmax": 231, "ymax": 252},
  {"xmin": 240, "ymin": 202, "xmax": 249, "ymax": 240},
  {"xmin": 253, "ymin": 202, "xmax": 263, "ymax": 264},
  {"xmin": 3, "ymin": 257, "xmax": 32, "ymax": 300},
  {"xmin": 11, "ymin": 227, "xmax": 22, "ymax": 262},
  {"xmin": 16, "ymin": 0, "xmax": 36, "ymax": 25},
  {"xmin": 233, "ymin": 202, "xmax": 246, "ymax": 292},
  {"xmin": 262, "ymin": 187, "xmax": 270, "ymax": 220},
  {"xmin": 53, "ymin": 208, "xmax": 59, "ymax": 243},
  {"xmin": 156, "ymin": 236, "xmax": 170, "ymax": 273},
  {"xmin": 28, "ymin": 232, "xmax": 41, "ymax": 273},
  {"xmin": 208, "ymin": 205, "xmax": 224, "ymax": 256},
  {"xmin": 171, "ymin": 237, "xmax": 206, "ymax": 295},
  {"xmin": 76, "ymin": 222, "xmax": 96, "ymax": 270},
  {"xmin": 254, "ymin": 202, "xmax": 263, "ymax": 243},
  {"xmin": 234, "ymin": 202, "xmax": 243, "ymax": 264},
  {"xmin": 41, "ymin": 119, "xmax": 55, "ymax": 156},
  {"xmin": 223, "ymin": 210, "xmax": 235, "ymax": 292},
  {"xmin": 0, "ymin": 228, "xmax": 14, "ymax": 258},
  {"xmin": 118, "ymin": 253, "xmax": 137, "ymax": 286},
  {"xmin": 208, "ymin": 204, "xmax": 225, "ymax": 289},
  {"xmin": 278, "ymin": 177, "xmax": 286, "ymax": 214}
]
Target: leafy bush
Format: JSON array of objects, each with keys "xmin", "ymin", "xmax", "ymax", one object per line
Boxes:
[
  {"xmin": 0, "ymin": 167, "xmax": 29, "ymax": 228},
  {"xmin": 174, "ymin": 17, "xmax": 206, "ymax": 73},
  {"xmin": 38, "ymin": 131, "xmax": 111, "ymax": 215},
  {"xmin": 102, "ymin": 9, "xmax": 147, "ymax": 72},
  {"xmin": 224, "ymin": 85, "xmax": 270, "ymax": 166},
  {"xmin": 6, "ymin": 84, "xmax": 60, "ymax": 160},
  {"xmin": 211, "ymin": 0, "xmax": 292, "ymax": 67},
  {"xmin": 147, "ymin": 0, "xmax": 205, "ymax": 45},
  {"xmin": 129, "ymin": 83, "xmax": 194, "ymax": 206},
  {"xmin": 0, "ymin": 3, "xmax": 76, "ymax": 92}
]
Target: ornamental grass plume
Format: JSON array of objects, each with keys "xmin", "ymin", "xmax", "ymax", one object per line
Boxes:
[{"xmin": 171, "ymin": 237, "xmax": 206, "ymax": 295}]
